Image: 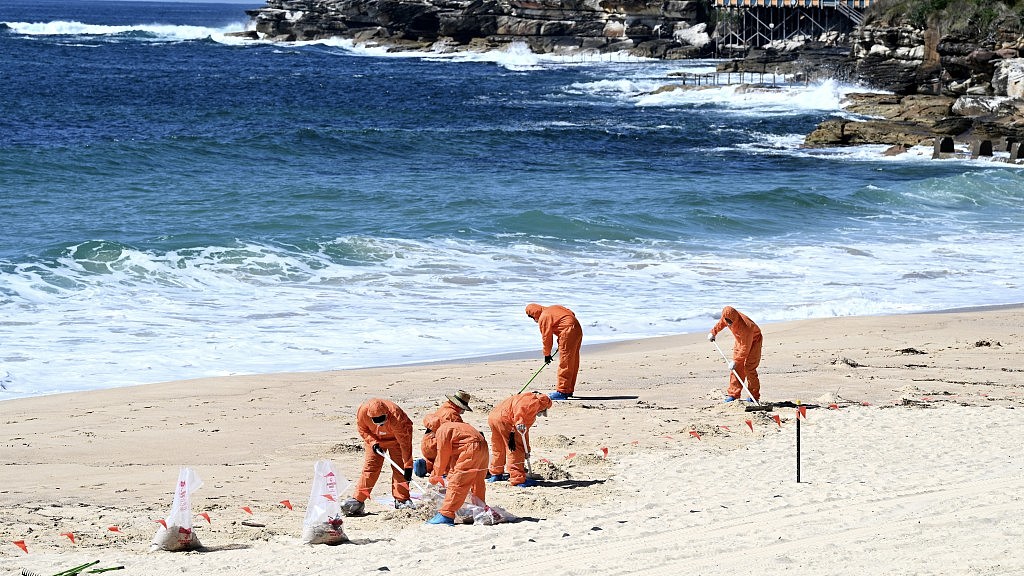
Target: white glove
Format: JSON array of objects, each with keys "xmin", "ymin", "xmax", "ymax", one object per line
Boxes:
[
  {"xmin": 515, "ymin": 423, "xmax": 526, "ymax": 433},
  {"xmin": 728, "ymin": 361, "xmax": 736, "ymax": 370},
  {"xmin": 707, "ymin": 332, "xmax": 715, "ymax": 342}
]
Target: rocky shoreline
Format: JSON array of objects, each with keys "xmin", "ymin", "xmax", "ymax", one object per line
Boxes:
[
  {"xmin": 240, "ymin": 0, "xmax": 714, "ymax": 59},
  {"xmin": 238, "ymin": 0, "xmax": 1024, "ymax": 156},
  {"xmin": 696, "ymin": 24, "xmax": 1023, "ymax": 154}
]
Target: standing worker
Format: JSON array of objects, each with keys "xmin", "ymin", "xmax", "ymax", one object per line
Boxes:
[
  {"xmin": 415, "ymin": 390, "xmax": 472, "ymax": 478},
  {"xmin": 487, "ymin": 391, "xmax": 552, "ymax": 487},
  {"xmin": 425, "ymin": 421, "xmax": 489, "ymax": 525},
  {"xmin": 525, "ymin": 303, "xmax": 583, "ymax": 400},
  {"xmin": 708, "ymin": 306, "xmax": 763, "ymax": 402},
  {"xmin": 341, "ymin": 398, "xmax": 416, "ymax": 516}
]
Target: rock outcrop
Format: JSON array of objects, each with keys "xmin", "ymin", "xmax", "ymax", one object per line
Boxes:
[
  {"xmin": 800, "ymin": 19, "xmax": 1024, "ymax": 150},
  {"xmin": 244, "ymin": 0, "xmax": 713, "ymax": 57},
  {"xmin": 804, "ymin": 91, "xmax": 1024, "ymax": 150}
]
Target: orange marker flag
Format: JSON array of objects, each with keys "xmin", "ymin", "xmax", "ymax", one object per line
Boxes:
[
  {"xmin": 107, "ymin": 526, "xmax": 121, "ymax": 533},
  {"xmin": 600, "ymin": 447, "xmax": 609, "ymax": 458},
  {"xmin": 797, "ymin": 406, "xmax": 807, "ymax": 420},
  {"xmin": 61, "ymin": 532, "xmax": 76, "ymax": 544},
  {"xmin": 540, "ymin": 458, "xmax": 551, "ymax": 464},
  {"xmin": 745, "ymin": 420, "xmax": 753, "ymax": 432},
  {"xmin": 321, "ymin": 494, "xmax": 336, "ymax": 502},
  {"xmin": 280, "ymin": 500, "xmax": 293, "ymax": 510},
  {"xmin": 772, "ymin": 415, "xmax": 781, "ymax": 427},
  {"xmin": 689, "ymin": 430, "xmax": 701, "ymax": 441},
  {"xmin": 720, "ymin": 425, "xmax": 731, "ymax": 432},
  {"xmin": 198, "ymin": 512, "xmax": 211, "ymax": 524},
  {"xmin": 828, "ymin": 403, "xmax": 839, "ymax": 410},
  {"xmin": 241, "ymin": 506, "xmax": 253, "ymax": 515},
  {"xmin": 13, "ymin": 540, "xmax": 28, "ymax": 553},
  {"xmin": 155, "ymin": 519, "xmax": 167, "ymax": 529},
  {"xmin": 565, "ymin": 452, "xmax": 576, "ymax": 460}
]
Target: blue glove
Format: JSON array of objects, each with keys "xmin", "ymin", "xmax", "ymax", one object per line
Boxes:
[{"xmin": 413, "ymin": 458, "xmax": 427, "ymax": 478}]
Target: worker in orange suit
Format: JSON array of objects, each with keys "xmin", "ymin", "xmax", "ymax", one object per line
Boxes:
[
  {"xmin": 525, "ymin": 303, "xmax": 583, "ymax": 401},
  {"xmin": 487, "ymin": 391, "xmax": 552, "ymax": 487},
  {"xmin": 425, "ymin": 421, "xmax": 489, "ymax": 525},
  {"xmin": 415, "ymin": 390, "xmax": 472, "ymax": 478},
  {"xmin": 340, "ymin": 398, "xmax": 415, "ymax": 516},
  {"xmin": 708, "ymin": 306, "xmax": 763, "ymax": 402}
]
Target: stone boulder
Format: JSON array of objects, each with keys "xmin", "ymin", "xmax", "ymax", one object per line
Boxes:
[
  {"xmin": 992, "ymin": 58, "xmax": 1024, "ymax": 98},
  {"xmin": 805, "ymin": 97, "xmax": 971, "ymax": 148}
]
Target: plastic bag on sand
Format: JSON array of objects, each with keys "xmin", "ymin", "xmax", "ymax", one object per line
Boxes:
[
  {"xmin": 418, "ymin": 482, "xmax": 446, "ymax": 512},
  {"xmin": 302, "ymin": 460, "xmax": 350, "ymax": 545},
  {"xmin": 456, "ymin": 494, "xmax": 516, "ymax": 526},
  {"xmin": 151, "ymin": 467, "xmax": 203, "ymax": 551}
]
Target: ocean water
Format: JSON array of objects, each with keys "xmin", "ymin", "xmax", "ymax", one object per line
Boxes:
[{"xmin": 2, "ymin": 0, "xmax": 1023, "ymax": 398}]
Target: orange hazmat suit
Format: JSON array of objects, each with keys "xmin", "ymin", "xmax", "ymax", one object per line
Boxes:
[
  {"xmin": 430, "ymin": 421, "xmax": 489, "ymax": 519},
  {"xmin": 525, "ymin": 303, "xmax": 583, "ymax": 396},
  {"xmin": 487, "ymin": 392, "xmax": 552, "ymax": 486},
  {"xmin": 354, "ymin": 398, "xmax": 414, "ymax": 503},
  {"xmin": 420, "ymin": 400, "xmax": 465, "ymax": 476},
  {"xmin": 711, "ymin": 306, "xmax": 763, "ymax": 401}
]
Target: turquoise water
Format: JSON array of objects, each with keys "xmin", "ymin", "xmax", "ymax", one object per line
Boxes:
[{"xmin": 2, "ymin": 0, "xmax": 1023, "ymax": 397}]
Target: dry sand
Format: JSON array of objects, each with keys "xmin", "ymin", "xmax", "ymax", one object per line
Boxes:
[{"xmin": 1, "ymin": 307, "xmax": 1022, "ymax": 575}]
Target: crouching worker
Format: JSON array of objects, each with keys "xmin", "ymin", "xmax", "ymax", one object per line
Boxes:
[
  {"xmin": 341, "ymin": 398, "xmax": 415, "ymax": 516},
  {"xmin": 426, "ymin": 421, "xmax": 489, "ymax": 525},
  {"xmin": 487, "ymin": 391, "xmax": 552, "ymax": 487},
  {"xmin": 415, "ymin": 390, "xmax": 472, "ymax": 479}
]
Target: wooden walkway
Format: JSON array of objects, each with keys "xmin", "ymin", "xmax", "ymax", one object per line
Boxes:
[
  {"xmin": 714, "ymin": 0, "xmax": 873, "ymax": 7},
  {"xmin": 712, "ymin": 0, "xmax": 874, "ymax": 49}
]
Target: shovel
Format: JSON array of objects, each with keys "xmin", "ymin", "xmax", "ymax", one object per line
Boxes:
[
  {"xmin": 518, "ymin": 348, "xmax": 558, "ymax": 393},
  {"xmin": 712, "ymin": 340, "xmax": 770, "ymax": 412},
  {"xmin": 375, "ymin": 446, "xmax": 429, "ymax": 495},
  {"xmin": 518, "ymin": 428, "xmax": 533, "ymax": 476}
]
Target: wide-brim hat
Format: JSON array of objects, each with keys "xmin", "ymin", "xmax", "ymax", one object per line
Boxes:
[{"xmin": 446, "ymin": 390, "xmax": 472, "ymax": 412}]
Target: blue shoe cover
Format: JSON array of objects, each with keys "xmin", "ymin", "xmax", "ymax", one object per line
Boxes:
[
  {"xmin": 548, "ymin": 391, "xmax": 570, "ymax": 400},
  {"xmin": 426, "ymin": 512, "xmax": 455, "ymax": 525},
  {"xmin": 486, "ymin": 473, "xmax": 509, "ymax": 483},
  {"xmin": 515, "ymin": 478, "xmax": 538, "ymax": 488},
  {"xmin": 413, "ymin": 458, "xmax": 427, "ymax": 478},
  {"xmin": 724, "ymin": 396, "xmax": 737, "ymax": 403}
]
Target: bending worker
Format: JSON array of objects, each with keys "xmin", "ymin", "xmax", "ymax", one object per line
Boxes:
[
  {"xmin": 425, "ymin": 420, "xmax": 489, "ymax": 525},
  {"xmin": 525, "ymin": 303, "xmax": 583, "ymax": 400},
  {"xmin": 487, "ymin": 391, "xmax": 552, "ymax": 487},
  {"xmin": 415, "ymin": 390, "xmax": 472, "ymax": 478},
  {"xmin": 708, "ymin": 306, "xmax": 763, "ymax": 402},
  {"xmin": 341, "ymin": 398, "xmax": 415, "ymax": 516}
]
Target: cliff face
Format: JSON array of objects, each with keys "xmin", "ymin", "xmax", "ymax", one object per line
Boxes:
[
  {"xmin": 849, "ymin": 24, "xmax": 1024, "ymax": 98},
  {"xmin": 801, "ymin": 22, "xmax": 1024, "ymax": 151},
  {"xmin": 245, "ymin": 0, "xmax": 711, "ymax": 57}
]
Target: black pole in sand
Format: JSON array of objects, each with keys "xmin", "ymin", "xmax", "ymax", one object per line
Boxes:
[{"xmin": 796, "ymin": 402, "xmax": 802, "ymax": 483}]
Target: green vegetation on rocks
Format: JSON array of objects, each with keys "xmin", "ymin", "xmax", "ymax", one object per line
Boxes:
[{"xmin": 866, "ymin": 0, "xmax": 1024, "ymax": 35}]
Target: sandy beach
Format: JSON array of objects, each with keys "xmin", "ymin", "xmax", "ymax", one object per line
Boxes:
[{"xmin": 2, "ymin": 307, "xmax": 1022, "ymax": 575}]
